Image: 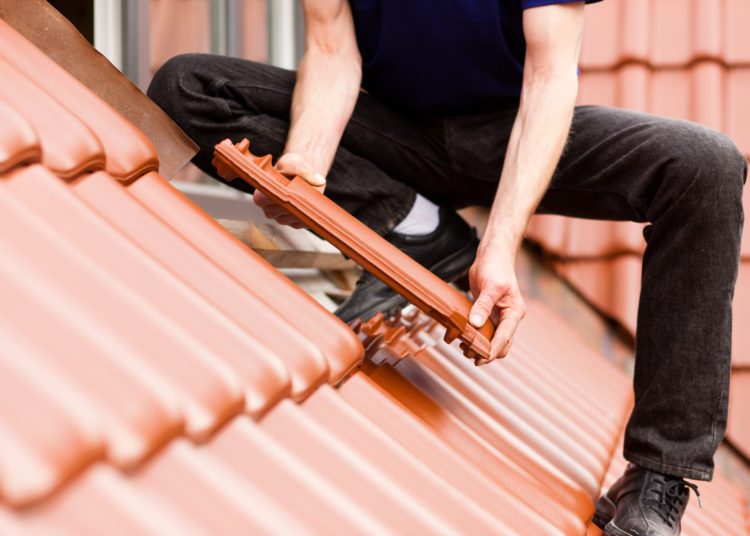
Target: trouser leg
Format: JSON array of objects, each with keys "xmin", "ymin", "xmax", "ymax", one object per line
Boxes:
[
  {"xmin": 147, "ymin": 54, "xmax": 478, "ymax": 235},
  {"xmin": 435, "ymin": 104, "xmax": 746, "ymax": 480}
]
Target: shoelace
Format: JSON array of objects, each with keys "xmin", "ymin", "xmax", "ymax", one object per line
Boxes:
[{"xmin": 648, "ymin": 477, "xmax": 701, "ymax": 527}]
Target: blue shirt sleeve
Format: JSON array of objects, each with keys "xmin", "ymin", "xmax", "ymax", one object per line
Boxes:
[{"xmin": 522, "ymin": 0, "xmax": 603, "ymax": 9}]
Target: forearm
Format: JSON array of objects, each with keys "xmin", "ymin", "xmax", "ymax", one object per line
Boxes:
[
  {"xmin": 284, "ymin": 47, "xmax": 361, "ymax": 175},
  {"xmin": 481, "ymin": 73, "xmax": 577, "ymax": 260}
]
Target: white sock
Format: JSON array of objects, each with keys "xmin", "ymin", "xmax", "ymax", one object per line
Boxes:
[{"xmin": 392, "ymin": 194, "xmax": 440, "ymax": 235}]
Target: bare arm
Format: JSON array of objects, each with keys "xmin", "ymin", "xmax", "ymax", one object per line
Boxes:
[
  {"xmin": 468, "ymin": 2, "xmax": 585, "ymax": 361},
  {"xmin": 254, "ymin": 0, "xmax": 362, "ymax": 226}
]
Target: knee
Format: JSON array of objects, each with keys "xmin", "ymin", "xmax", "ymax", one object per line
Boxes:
[
  {"xmin": 147, "ymin": 53, "xmax": 209, "ymax": 114},
  {"xmin": 662, "ymin": 124, "xmax": 746, "ymax": 205}
]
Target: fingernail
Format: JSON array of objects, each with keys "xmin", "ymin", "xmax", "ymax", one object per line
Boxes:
[
  {"xmin": 470, "ymin": 314, "xmax": 482, "ymax": 326},
  {"xmin": 312, "ymin": 172, "xmax": 326, "ymax": 185}
]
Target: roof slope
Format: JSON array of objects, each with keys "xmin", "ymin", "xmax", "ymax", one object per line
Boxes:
[{"xmin": 0, "ymin": 14, "xmax": 747, "ymax": 536}]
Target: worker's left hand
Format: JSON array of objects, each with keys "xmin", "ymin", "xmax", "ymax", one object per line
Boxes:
[
  {"xmin": 253, "ymin": 152, "xmax": 326, "ymax": 229},
  {"xmin": 467, "ymin": 244, "xmax": 526, "ymax": 363}
]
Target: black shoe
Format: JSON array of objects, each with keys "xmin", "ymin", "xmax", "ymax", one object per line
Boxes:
[
  {"xmin": 334, "ymin": 207, "xmax": 479, "ymax": 323},
  {"xmin": 593, "ymin": 463, "xmax": 700, "ymax": 536}
]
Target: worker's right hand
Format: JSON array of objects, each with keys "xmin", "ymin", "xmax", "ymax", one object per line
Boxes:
[{"xmin": 253, "ymin": 152, "xmax": 327, "ymax": 229}]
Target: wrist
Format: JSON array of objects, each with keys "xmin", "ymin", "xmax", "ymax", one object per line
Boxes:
[{"xmin": 479, "ymin": 225, "xmax": 522, "ymax": 262}]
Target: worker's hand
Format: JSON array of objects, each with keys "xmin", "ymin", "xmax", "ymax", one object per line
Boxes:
[
  {"xmin": 253, "ymin": 152, "xmax": 326, "ymax": 229},
  {"xmin": 467, "ymin": 244, "xmax": 526, "ymax": 363}
]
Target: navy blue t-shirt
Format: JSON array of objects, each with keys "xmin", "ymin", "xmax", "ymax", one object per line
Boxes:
[{"xmin": 349, "ymin": 0, "xmax": 601, "ymax": 114}]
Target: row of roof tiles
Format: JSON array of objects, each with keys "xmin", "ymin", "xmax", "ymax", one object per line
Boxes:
[
  {"xmin": 581, "ymin": 0, "xmax": 750, "ymax": 69},
  {"xmin": 3, "ymin": 13, "xmax": 749, "ymax": 534}
]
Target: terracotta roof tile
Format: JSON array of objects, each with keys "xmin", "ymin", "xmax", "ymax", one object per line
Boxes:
[
  {"xmin": 0, "ymin": 101, "xmax": 40, "ymax": 173},
  {"xmin": 205, "ymin": 416, "xmax": 395, "ymax": 535},
  {"xmin": 0, "ymin": 57, "xmax": 104, "ymax": 178},
  {"xmin": 130, "ymin": 439, "xmax": 318, "ymax": 535},
  {"xmin": 338, "ymin": 372, "xmax": 583, "ymax": 534},
  {"xmin": 581, "ymin": 0, "xmax": 747, "ymax": 69},
  {"xmin": 554, "ymin": 255, "xmax": 642, "ymax": 336},
  {"xmin": 126, "ymin": 172, "xmax": 365, "ymax": 384},
  {"xmin": 726, "ymin": 67, "xmax": 750, "ymax": 158},
  {"xmin": 0, "ymin": 189, "xmax": 244, "ymax": 446},
  {"xmin": 0, "ymin": 338, "xmax": 103, "ymax": 507},
  {"xmin": 295, "ymin": 387, "xmax": 516, "ymax": 534},
  {"xmin": 71, "ymin": 172, "xmax": 329, "ymax": 401},
  {"xmin": 5, "ymin": 165, "xmax": 290, "ymax": 416},
  {"xmin": 0, "ymin": 271, "xmax": 181, "ymax": 471},
  {"xmin": 0, "ymin": 19, "xmax": 159, "ymax": 181},
  {"xmin": 725, "ymin": 0, "xmax": 750, "ymax": 65},
  {"xmin": 732, "ymin": 263, "xmax": 750, "ymax": 367}
]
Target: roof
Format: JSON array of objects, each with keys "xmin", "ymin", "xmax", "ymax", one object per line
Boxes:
[{"xmin": 0, "ymin": 9, "xmax": 748, "ymax": 536}]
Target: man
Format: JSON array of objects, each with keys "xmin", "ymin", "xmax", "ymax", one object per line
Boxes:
[{"xmin": 148, "ymin": 1, "xmax": 747, "ymax": 533}]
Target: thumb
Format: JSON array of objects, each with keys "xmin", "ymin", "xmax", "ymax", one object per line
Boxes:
[
  {"xmin": 469, "ymin": 290, "xmax": 498, "ymax": 328},
  {"xmin": 277, "ymin": 154, "xmax": 326, "ymax": 188}
]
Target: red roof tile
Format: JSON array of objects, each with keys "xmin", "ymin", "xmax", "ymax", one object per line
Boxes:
[
  {"xmin": 0, "ymin": 57, "xmax": 104, "ymax": 178},
  {"xmin": 0, "ymin": 19, "xmax": 159, "ymax": 181},
  {"xmin": 554, "ymin": 255, "xmax": 642, "ymax": 336},
  {"xmin": 0, "ymin": 271, "xmax": 182, "ymax": 471},
  {"xmin": 126, "ymin": 171, "xmax": 365, "ymax": 383},
  {"xmin": 733, "ymin": 263, "xmax": 750, "ymax": 367},
  {"xmin": 72, "ymin": 172, "xmax": 329, "ymax": 401},
  {"xmin": 0, "ymin": 100, "xmax": 40, "ymax": 173},
  {"xmin": 581, "ymin": 0, "xmax": 748, "ymax": 69},
  {"xmin": 0, "ymin": 337, "xmax": 102, "ymax": 507}
]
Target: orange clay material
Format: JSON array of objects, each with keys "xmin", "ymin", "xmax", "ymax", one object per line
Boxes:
[
  {"xmin": 0, "ymin": 281, "xmax": 182, "ymax": 472},
  {"xmin": 366, "ymin": 363, "xmax": 596, "ymax": 522},
  {"xmin": 0, "ymin": 100, "xmax": 40, "ymax": 173},
  {"xmin": 0, "ymin": 56, "xmax": 104, "ymax": 179},
  {"xmin": 213, "ymin": 139, "xmax": 494, "ymax": 362},
  {"xmin": 337, "ymin": 373, "xmax": 576, "ymax": 534},
  {"xmin": 0, "ymin": 339, "xmax": 103, "ymax": 507},
  {"xmin": 72, "ymin": 171, "xmax": 329, "ymax": 402},
  {"xmin": 2, "ymin": 165, "xmax": 290, "ymax": 420},
  {"xmin": 0, "ymin": 19, "xmax": 159, "ymax": 181},
  {"xmin": 125, "ymin": 172, "xmax": 365, "ymax": 384}
]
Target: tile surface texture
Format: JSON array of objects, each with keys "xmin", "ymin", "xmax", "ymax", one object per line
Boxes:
[{"xmin": 0, "ymin": 8, "xmax": 749, "ymax": 536}]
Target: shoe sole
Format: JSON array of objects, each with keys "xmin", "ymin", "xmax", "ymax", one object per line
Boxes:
[{"xmin": 602, "ymin": 522, "xmax": 631, "ymax": 536}]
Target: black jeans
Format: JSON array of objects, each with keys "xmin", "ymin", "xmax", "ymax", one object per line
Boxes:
[{"xmin": 148, "ymin": 54, "xmax": 747, "ymax": 481}]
